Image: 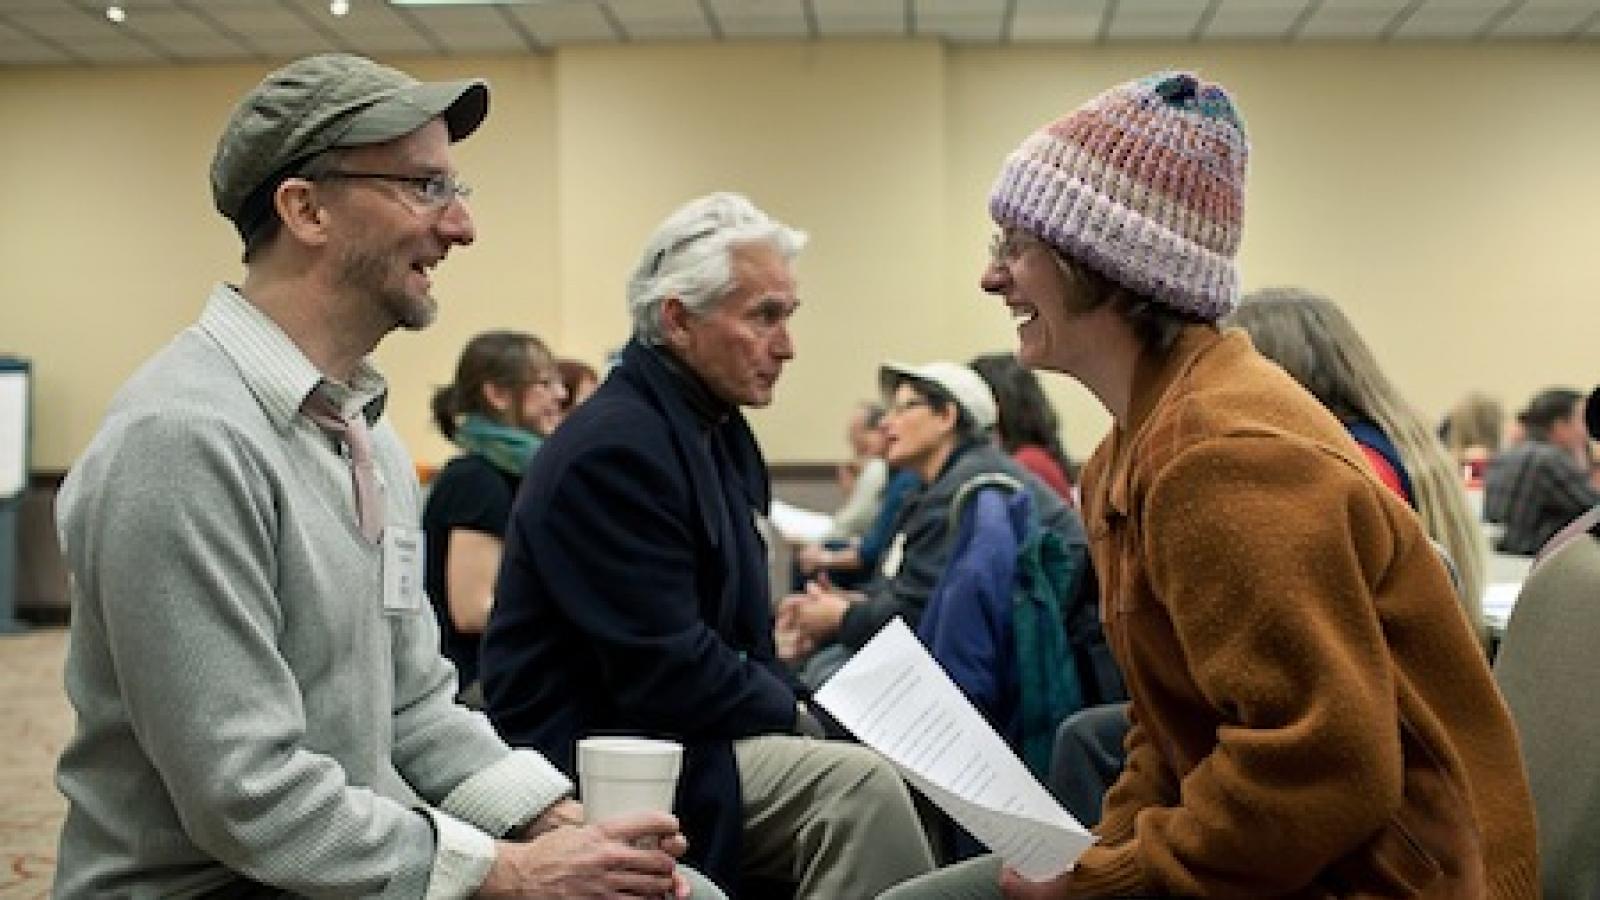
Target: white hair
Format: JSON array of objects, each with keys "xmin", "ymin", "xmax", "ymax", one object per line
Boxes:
[{"xmin": 626, "ymin": 192, "xmax": 808, "ymax": 345}]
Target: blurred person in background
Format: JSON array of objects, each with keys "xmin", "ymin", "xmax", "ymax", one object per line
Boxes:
[
  {"xmin": 791, "ymin": 400, "xmax": 923, "ymax": 589},
  {"xmin": 779, "ymin": 361, "xmax": 1080, "ymax": 687},
  {"xmin": 1441, "ymin": 392, "xmax": 1505, "ymax": 486},
  {"xmin": 555, "ymin": 356, "xmax": 599, "ymax": 422},
  {"xmin": 829, "ymin": 399, "xmax": 892, "ymax": 540},
  {"xmin": 1485, "ymin": 387, "xmax": 1600, "ymax": 556},
  {"xmin": 1229, "ymin": 287, "xmax": 1488, "ymax": 643},
  {"xmin": 970, "ymin": 351, "xmax": 1075, "ymax": 501},
  {"xmin": 425, "ymin": 329, "xmax": 565, "ymax": 703}
]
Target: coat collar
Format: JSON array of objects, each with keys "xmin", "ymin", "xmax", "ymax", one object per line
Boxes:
[
  {"xmin": 1102, "ymin": 324, "xmax": 1231, "ymax": 518},
  {"xmin": 617, "ymin": 340, "xmax": 771, "ymax": 516}
]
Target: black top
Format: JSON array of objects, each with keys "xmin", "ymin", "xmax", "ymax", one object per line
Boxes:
[
  {"xmin": 481, "ymin": 340, "xmax": 799, "ymax": 891},
  {"xmin": 422, "ymin": 453, "xmax": 519, "ymax": 688}
]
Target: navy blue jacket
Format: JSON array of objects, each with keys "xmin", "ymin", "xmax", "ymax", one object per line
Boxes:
[{"xmin": 481, "ymin": 341, "xmax": 800, "ymax": 890}]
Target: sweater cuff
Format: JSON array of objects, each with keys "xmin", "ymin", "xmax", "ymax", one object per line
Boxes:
[
  {"xmin": 1092, "ymin": 805, "xmax": 1137, "ymax": 846},
  {"xmin": 420, "ymin": 807, "xmax": 497, "ymax": 900},
  {"xmin": 439, "ymin": 749, "xmax": 575, "ymax": 837},
  {"xmin": 1063, "ymin": 841, "xmax": 1148, "ymax": 898}
]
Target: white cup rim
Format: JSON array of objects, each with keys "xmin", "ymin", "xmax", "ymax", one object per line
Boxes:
[{"xmin": 577, "ymin": 736, "xmax": 683, "ymax": 755}]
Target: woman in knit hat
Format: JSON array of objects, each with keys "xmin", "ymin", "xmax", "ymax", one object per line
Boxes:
[{"xmin": 883, "ymin": 71, "xmax": 1536, "ymax": 900}]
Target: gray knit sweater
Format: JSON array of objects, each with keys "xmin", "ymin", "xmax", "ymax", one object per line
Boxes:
[{"xmin": 53, "ymin": 287, "xmax": 572, "ymax": 898}]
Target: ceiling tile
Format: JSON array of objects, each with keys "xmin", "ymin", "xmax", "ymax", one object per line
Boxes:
[
  {"xmin": 610, "ymin": 0, "xmax": 710, "ymax": 39},
  {"xmin": 432, "ymin": 26, "xmax": 529, "ymax": 52},
  {"xmin": 813, "ymin": 0, "xmax": 901, "ymax": 34},
  {"xmin": 505, "ymin": 2, "xmax": 614, "ymax": 42},
  {"xmin": 1203, "ymin": 2, "xmax": 1301, "ymax": 38},
  {"xmin": 1492, "ymin": 6, "xmax": 1595, "ymax": 35},
  {"xmin": 919, "ymin": 0, "xmax": 1003, "ymax": 14},
  {"xmin": 1393, "ymin": 5, "xmax": 1499, "ymax": 38},
  {"xmin": 921, "ymin": 18, "xmax": 992, "ymax": 40},
  {"xmin": 64, "ymin": 34, "xmax": 166, "ymax": 62},
  {"xmin": 918, "ymin": 12, "xmax": 1001, "ymax": 41},
  {"xmin": 343, "ymin": 26, "xmax": 442, "ymax": 53},
  {"xmin": 0, "ymin": 0, "xmax": 65, "ymax": 12},
  {"xmin": 711, "ymin": 0, "xmax": 806, "ymax": 38},
  {"xmin": 149, "ymin": 32, "xmax": 260, "ymax": 59},
  {"xmin": 1212, "ymin": 0, "xmax": 1318, "ymax": 8},
  {"xmin": 287, "ymin": 0, "xmax": 415, "ymax": 36},
  {"xmin": 5, "ymin": 7, "xmax": 122, "ymax": 40},
  {"xmin": 719, "ymin": 15, "xmax": 808, "ymax": 37},
  {"xmin": 1118, "ymin": 0, "xmax": 1209, "ymax": 12},
  {"xmin": 815, "ymin": 16, "xmax": 902, "ymax": 37},
  {"xmin": 201, "ymin": 4, "xmax": 317, "ymax": 35},
  {"xmin": 708, "ymin": 0, "xmax": 800, "ymax": 15},
  {"xmin": 107, "ymin": 6, "xmax": 215, "ymax": 36},
  {"xmin": 812, "ymin": 0, "xmax": 900, "ymax": 14},
  {"xmin": 1010, "ymin": 12, "xmax": 1101, "ymax": 41},
  {"xmin": 388, "ymin": 3, "xmax": 505, "ymax": 30},
  {"xmin": 1297, "ymin": 2, "xmax": 1406, "ymax": 38},
  {"xmin": 0, "ymin": 38, "xmax": 75, "ymax": 62},
  {"xmin": 1109, "ymin": 11, "xmax": 1206, "ymax": 40},
  {"xmin": 246, "ymin": 28, "xmax": 339, "ymax": 54},
  {"xmin": 1009, "ymin": 0, "xmax": 1105, "ymax": 40},
  {"xmin": 1297, "ymin": 17, "xmax": 1389, "ymax": 38}
]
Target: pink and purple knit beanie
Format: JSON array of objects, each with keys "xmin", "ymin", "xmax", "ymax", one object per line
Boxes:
[{"xmin": 988, "ymin": 71, "xmax": 1248, "ymax": 322}]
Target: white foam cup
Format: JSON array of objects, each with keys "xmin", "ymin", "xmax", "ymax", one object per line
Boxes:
[{"xmin": 577, "ymin": 736, "xmax": 683, "ymax": 825}]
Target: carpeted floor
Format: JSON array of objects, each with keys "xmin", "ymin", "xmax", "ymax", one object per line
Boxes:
[{"xmin": 0, "ymin": 628, "xmax": 70, "ymax": 899}]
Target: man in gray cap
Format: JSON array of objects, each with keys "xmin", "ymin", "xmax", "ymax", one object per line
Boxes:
[{"xmin": 54, "ymin": 54, "xmax": 713, "ymax": 899}]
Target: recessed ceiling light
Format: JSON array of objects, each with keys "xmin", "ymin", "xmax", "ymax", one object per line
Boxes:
[
  {"xmin": 105, "ymin": 5, "xmax": 126, "ymax": 22},
  {"xmin": 330, "ymin": 0, "xmax": 350, "ymax": 15}
]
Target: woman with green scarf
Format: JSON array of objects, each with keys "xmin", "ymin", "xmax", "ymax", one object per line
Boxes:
[{"xmin": 423, "ymin": 330, "xmax": 568, "ymax": 703}]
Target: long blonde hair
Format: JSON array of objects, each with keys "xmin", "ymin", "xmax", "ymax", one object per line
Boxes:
[{"xmin": 1229, "ymin": 288, "xmax": 1488, "ymax": 643}]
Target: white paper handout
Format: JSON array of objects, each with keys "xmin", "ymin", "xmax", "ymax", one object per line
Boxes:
[
  {"xmin": 814, "ymin": 618, "xmax": 1094, "ymax": 881},
  {"xmin": 767, "ymin": 499, "xmax": 835, "ymax": 544}
]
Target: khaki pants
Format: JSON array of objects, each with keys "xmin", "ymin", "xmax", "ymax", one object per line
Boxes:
[
  {"xmin": 736, "ymin": 735, "xmax": 936, "ymax": 899},
  {"xmin": 877, "ymin": 855, "xmax": 1004, "ymax": 900}
]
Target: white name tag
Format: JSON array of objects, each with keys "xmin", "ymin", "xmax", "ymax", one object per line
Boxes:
[
  {"xmin": 880, "ymin": 532, "xmax": 907, "ymax": 579},
  {"xmin": 382, "ymin": 524, "xmax": 424, "ymax": 614}
]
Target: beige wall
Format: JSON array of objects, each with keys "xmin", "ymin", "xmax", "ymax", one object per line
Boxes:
[{"xmin": 2, "ymin": 42, "xmax": 1596, "ymax": 470}]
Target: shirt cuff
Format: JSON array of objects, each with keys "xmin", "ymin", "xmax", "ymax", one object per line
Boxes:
[
  {"xmin": 439, "ymin": 749, "xmax": 575, "ymax": 837},
  {"xmin": 420, "ymin": 808, "xmax": 497, "ymax": 900}
]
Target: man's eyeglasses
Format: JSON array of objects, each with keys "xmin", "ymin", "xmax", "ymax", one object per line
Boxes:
[{"xmin": 312, "ymin": 170, "xmax": 472, "ymax": 209}]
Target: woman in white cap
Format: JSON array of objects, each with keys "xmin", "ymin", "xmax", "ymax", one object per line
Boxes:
[{"xmin": 780, "ymin": 361, "xmax": 1084, "ymax": 691}]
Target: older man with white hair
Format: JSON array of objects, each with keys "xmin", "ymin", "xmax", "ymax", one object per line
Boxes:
[{"xmin": 481, "ymin": 193, "xmax": 936, "ymax": 897}]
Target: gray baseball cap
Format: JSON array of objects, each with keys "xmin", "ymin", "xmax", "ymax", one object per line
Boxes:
[{"xmin": 211, "ymin": 53, "xmax": 489, "ymax": 230}]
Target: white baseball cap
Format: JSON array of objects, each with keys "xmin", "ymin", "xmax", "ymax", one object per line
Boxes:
[{"xmin": 879, "ymin": 361, "xmax": 998, "ymax": 431}]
